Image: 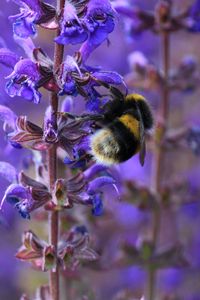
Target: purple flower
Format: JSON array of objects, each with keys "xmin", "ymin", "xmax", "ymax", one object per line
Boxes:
[
  {"xmin": 4, "ymin": 185, "xmax": 33, "ymax": 219},
  {"xmin": 80, "ymin": 0, "xmax": 115, "ymax": 62},
  {"xmin": 57, "ymin": 55, "xmax": 81, "ymax": 96},
  {"xmin": 87, "ymin": 176, "xmax": 117, "ymax": 194},
  {"xmin": 57, "ymin": 54, "xmax": 124, "ymax": 112},
  {"xmin": 55, "ymin": 0, "xmax": 115, "ymax": 62},
  {"xmin": 0, "ymin": 48, "xmax": 41, "ymax": 103},
  {"xmin": 2, "ymin": 184, "xmax": 49, "ymax": 219},
  {"xmin": 6, "ymin": 59, "xmax": 41, "ymax": 103},
  {"xmin": 85, "ymin": 170, "xmax": 118, "ymax": 216},
  {"xmin": 55, "ymin": 1, "xmax": 88, "ymax": 45},
  {"xmin": 1, "ymin": 172, "xmax": 52, "ymax": 219},
  {"xmin": 9, "ymin": 0, "xmax": 56, "ymax": 38},
  {"xmin": 188, "ymin": 0, "xmax": 200, "ymax": 32}
]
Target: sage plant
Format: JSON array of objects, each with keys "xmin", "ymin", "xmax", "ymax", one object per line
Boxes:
[
  {"xmin": 0, "ymin": 0, "xmax": 122, "ymax": 299},
  {"xmin": 1, "ymin": 0, "xmax": 200, "ymax": 300}
]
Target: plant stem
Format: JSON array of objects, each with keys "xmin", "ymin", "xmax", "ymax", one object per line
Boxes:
[
  {"xmin": 152, "ymin": 32, "xmax": 170, "ymax": 192},
  {"xmin": 48, "ymin": 0, "xmax": 65, "ymax": 299},
  {"xmin": 146, "ymin": 31, "xmax": 170, "ymax": 300}
]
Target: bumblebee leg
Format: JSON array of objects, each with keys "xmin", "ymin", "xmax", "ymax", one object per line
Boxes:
[{"xmin": 57, "ymin": 112, "xmax": 104, "ymax": 122}]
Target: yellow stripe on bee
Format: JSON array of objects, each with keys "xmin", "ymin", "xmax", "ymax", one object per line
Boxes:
[
  {"xmin": 125, "ymin": 93, "xmax": 146, "ymax": 102},
  {"xmin": 119, "ymin": 114, "xmax": 140, "ymax": 139}
]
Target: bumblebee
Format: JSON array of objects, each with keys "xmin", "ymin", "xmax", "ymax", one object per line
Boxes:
[
  {"xmin": 60, "ymin": 89, "xmax": 153, "ymax": 166},
  {"xmin": 89, "ymin": 90, "xmax": 154, "ymax": 166}
]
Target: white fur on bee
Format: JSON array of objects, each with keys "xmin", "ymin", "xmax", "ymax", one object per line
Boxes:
[{"xmin": 90, "ymin": 128, "xmax": 120, "ymax": 165}]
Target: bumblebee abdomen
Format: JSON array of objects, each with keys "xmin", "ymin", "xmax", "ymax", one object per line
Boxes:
[{"xmin": 90, "ymin": 118, "xmax": 140, "ymax": 165}]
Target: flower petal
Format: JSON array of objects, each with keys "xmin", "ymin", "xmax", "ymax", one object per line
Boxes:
[
  {"xmin": 1, "ymin": 184, "xmax": 28, "ymax": 209},
  {"xmin": 92, "ymin": 71, "xmax": 123, "ymax": 85},
  {"xmin": 87, "ymin": 176, "xmax": 116, "ymax": 194},
  {"xmin": 84, "ymin": 164, "xmax": 107, "ymax": 180}
]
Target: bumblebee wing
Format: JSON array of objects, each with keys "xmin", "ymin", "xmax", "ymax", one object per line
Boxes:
[{"xmin": 137, "ymin": 106, "xmax": 146, "ymax": 166}]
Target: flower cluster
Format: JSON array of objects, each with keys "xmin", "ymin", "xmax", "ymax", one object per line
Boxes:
[
  {"xmin": 10, "ymin": 0, "xmax": 115, "ymax": 62},
  {"xmin": 56, "ymin": 0, "xmax": 115, "ymax": 61},
  {"xmin": 15, "ymin": 225, "xmax": 98, "ymax": 271},
  {"xmin": 0, "ymin": 47, "xmax": 124, "ymax": 108},
  {"xmin": 1, "ymin": 159, "xmax": 117, "ymax": 219},
  {"xmin": 0, "ymin": 1, "xmax": 121, "ymax": 292}
]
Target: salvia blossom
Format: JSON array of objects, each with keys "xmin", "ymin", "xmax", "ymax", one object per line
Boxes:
[
  {"xmin": 55, "ymin": 0, "xmax": 89, "ymax": 45},
  {"xmin": 55, "ymin": 0, "xmax": 115, "ymax": 62},
  {"xmin": 1, "ymin": 172, "xmax": 52, "ymax": 219},
  {"xmin": 56, "ymin": 53, "xmax": 124, "ymax": 112},
  {"xmin": 0, "ymin": 151, "xmax": 117, "ymax": 218},
  {"xmin": 0, "ymin": 45, "xmax": 124, "ymax": 108},
  {"xmin": 0, "ymin": 48, "xmax": 41, "ymax": 103},
  {"xmin": 9, "ymin": 0, "xmax": 56, "ymax": 38}
]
